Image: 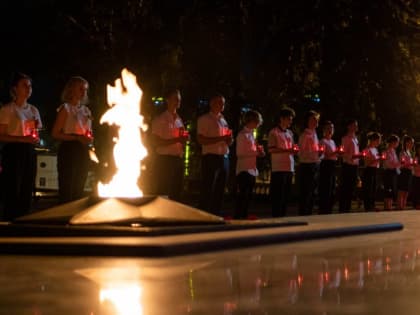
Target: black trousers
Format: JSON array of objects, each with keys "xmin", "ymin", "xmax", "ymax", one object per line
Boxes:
[
  {"xmin": 1, "ymin": 143, "xmax": 36, "ymax": 220},
  {"xmin": 199, "ymin": 154, "xmax": 229, "ymax": 216},
  {"xmin": 339, "ymin": 163, "xmax": 358, "ymax": 212},
  {"xmin": 270, "ymin": 171, "xmax": 293, "ymax": 217},
  {"xmin": 318, "ymin": 160, "xmax": 336, "ymax": 214},
  {"xmin": 234, "ymin": 171, "xmax": 256, "ymax": 219},
  {"xmin": 154, "ymin": 154, "xmax": 184, "ymax": 201},
  {"xmin": 298, "ymin": 163, "xmax": 319, "ymax": 216},
  {"xmin": 412, "ymin": 176, "xmax": 420, "ymax": 208},
  {"xmin": 362, "ymin": 167, "xmax": 377, "ymax": 211},
  {"xmin": 57, "ymin": 141, "xmax": 90, "ymax": 203}
]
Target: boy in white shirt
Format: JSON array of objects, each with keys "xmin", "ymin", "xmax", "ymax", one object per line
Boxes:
[{"xmin": 268, "ymin": 107, "xmax": 296, "ymax": 217}]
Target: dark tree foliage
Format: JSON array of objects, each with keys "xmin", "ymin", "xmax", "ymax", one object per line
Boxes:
[{"xmin": 0, "ymin": 0, "xmax": 420, "ymax": 144}]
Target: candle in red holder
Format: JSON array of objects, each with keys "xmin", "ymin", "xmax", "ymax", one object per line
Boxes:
[
  {"xmin": 85, "ymin": 129, "xmax": 93, "ymax": 139},
  {"xmin": 318, "ymin": 144, "xmax": 325, "ymax": 153},
  {"xmin": 414, "ymin": 158, "xmax": 418, "ymax": 165},
  {"xmin": 380, "ymin": 152, "xmax": 386, "ymax": 160},
  {"xmin": 223, "ymin": 127, "xmax": 232, "ymax": 136},
  {"xmin": 31, "ymin": 128, "xmax": 39, "ymax": 139},
  {"xmin": 362, "ymin": 150, "xmax": 367, "ymax": 157},
  {"xmin": 338, "ymin": 145, "xmax": 344, "ymax": 153},
  {"xmin": 292, "ymin": 144, "xmax": 300, "ymax": 153},
  {"xmin": 401, "ymin": 157, "xmax": 406, "ymax": 164},
  {"xmin": 179, "ymin": 127, "xmax": 189, "ymax": 137}
]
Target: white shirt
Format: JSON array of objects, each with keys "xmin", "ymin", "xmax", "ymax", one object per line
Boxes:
[
  {"xmin": 268, "ymin": 127, "xmax": 294, "ymax": 172},
  {"xmin": 0, "ymin": 102, "xmax": 42, "ymax": 136},
  {"xmin": 320, "ymin": 138, "xmax": 337, "ymax": 161},
  {"xmin": 298, "ymin": 128, "xmax": 320, "ymax": 163},
  {"xmin": 236, "ymin": 127, "xmax": 258, "ymax": 176},
  {"xmin": 151, "ymin": 110, "xmax": 184, "ymax": 156},
  {"xmin": 364, "ymin": 147, "xmax": 380, "ymax": 168},
  {"xmin": 341, "ymin": 134, "xmax": 360, "ymax": 165},
  {"xmin": 383, "ymin": 148, "xmax": 400, "ymax": 170},
  {"xmin": 197, "ymin": 112, "xmax": 230, "ymax": 155},
  {"xmin": 400, "ymin": 150, "xmax": 413, "ymax": 171},
  {"xmin": 58, "ymin": 103, "xmax": 91, "ymax": 135}
]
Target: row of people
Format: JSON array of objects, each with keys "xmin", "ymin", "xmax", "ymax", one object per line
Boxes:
[
  {"xmin": 0, "ymin": 73, "xmax": 92, "ymax": 220},
  {"xmin": 262, "ymin": 110, "xmax": 420, "ymax": 216},
  {"xmin": 151, "ymin": 92, "xmax": 420, "ymax": 218},
  {"xmin": 1, "ymin": 75, "xmax": 416, "ymax": 220}
]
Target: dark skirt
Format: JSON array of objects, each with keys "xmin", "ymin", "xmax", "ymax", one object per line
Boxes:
[
  {"xmin": 383, "ymin": 169, "xmax": 398, "ymax": 199},
  {"xmin": 398, "ymin": 168, "xmax": 412, "ymax": 192}
]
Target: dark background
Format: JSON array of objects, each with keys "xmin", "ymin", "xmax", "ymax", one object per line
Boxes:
[{"xmin": 1, "ymin": 0, "xmax": 420, "ymax": 152}]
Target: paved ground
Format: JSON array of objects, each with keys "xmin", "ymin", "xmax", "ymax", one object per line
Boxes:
[{"xmin": 31, "ymin": 190, "xmax": 417, "ymax": 219}]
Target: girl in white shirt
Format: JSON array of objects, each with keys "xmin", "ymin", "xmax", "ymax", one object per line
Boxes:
[
  {"xmin": 297, "ymin": 110, "xmax": 321, "ymax": 215},
  {"xmin": 234, "ymin": 110, "xmax": 264, "ymax": 219},
  {"xmin": 0, "ymin": 73, "xmax": 42, "ymax": 220},
  {"xmin": 361, "ymin": 132, "xmax": 382, "ymax": 211},
  {"xmin": 397, "ymin": 135, "xmax": 414, "ymax": 209},
  {"xmin": 412, "ymin": 144, "xmax": 420, "ymax": 209},
  {"xmin": 52, "ymin": 76, "xmax": 93, "ymax": 203},
  {"xmin": 318, "ymin": 121, "xmax": 338, "ymax": 214},
  {"xmin": 383, "ymin": 135, "xmax": 400, "ymax": 210}
]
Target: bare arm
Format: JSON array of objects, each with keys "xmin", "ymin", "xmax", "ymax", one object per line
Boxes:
[
  {"xmin": 51, "ymin": 108, "xmax": 92, "ymax": 145},
  {"xmin": 268, "ymin": 146, "xmax": 293, "ymax": 154},
  {"xmin": 152, "ymin": 134, "xmax": 188, "ymax": 146},
  {"xmin": 197, "ymin": 134, "xmax": 232, "ymax": 145},
  {"xmin": 0, "ymin": 124, "xmax": 38, "ymax": 144}
]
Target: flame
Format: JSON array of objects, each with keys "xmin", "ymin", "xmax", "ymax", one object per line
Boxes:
[{"xmin": 97, "ymin": 68, "xmax": 147, "ymax": 197}]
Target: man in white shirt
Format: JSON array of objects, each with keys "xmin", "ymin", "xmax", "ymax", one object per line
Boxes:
[
  {"xmin": 197, "ymin": 94, "xmax": 233, "ymax": 215},
  {"xmin": 151, "ymin": 89, "xmax": 188, "ymax": 201}
]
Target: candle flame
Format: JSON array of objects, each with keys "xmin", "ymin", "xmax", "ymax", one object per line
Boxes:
[{"xmin": 97, "ymin": 68, "xmax": 147, "ymax": 197}]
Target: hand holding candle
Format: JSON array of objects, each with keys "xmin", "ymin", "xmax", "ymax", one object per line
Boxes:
[
  {"xmin": 85, "ymin": 129, "xmax": 93, "ymax": 140},
  {"xmin": 380, "ymin": 152, "xmax": 386, "ymax": 161},
  {"xmin": 223, "ymin": 127, "xmax": 232, "ymax": 137},
  {"xmin": 318, "ymin": 143, "xmax": 325, "ymax": 154},
  {"xmin": 222, "ymin": 127, "xmax": 233, "ymax": 145},
  {"xmin": 30, "ymin": 128, "xmax": 40, "ymax": 143},
  {"xmin": 179, "ymin": 127, "xmax": 189, "ymax": 138},
  {"xmin": 257, "ymin": 144, "xmax": 265, "ymax": 156},
  {"xmin": 31, "ymin": 128, "xmax": 39, "ymax": 139}
]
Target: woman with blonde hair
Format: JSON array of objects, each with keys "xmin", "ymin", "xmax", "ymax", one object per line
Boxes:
[{"xmin": 52, "ymin": 76, "xmax": 93, "ymax": 203}]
